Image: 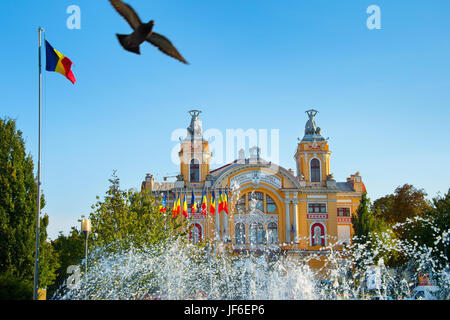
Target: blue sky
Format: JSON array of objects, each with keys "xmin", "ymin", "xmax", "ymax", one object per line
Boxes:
[{"xmin": 1, "ymin": 0, "xmax": 449, "ymax": 239}]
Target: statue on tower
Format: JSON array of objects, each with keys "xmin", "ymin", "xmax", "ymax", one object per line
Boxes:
[
  {"xmin": 187, "ymin": 110, "xmax": 203, "ymax": 139},
  {"xmin": 305, "ymin": 109, "xmax": 321, "ymax": 135}
]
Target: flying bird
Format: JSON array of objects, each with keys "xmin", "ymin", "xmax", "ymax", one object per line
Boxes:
[{"xmin": 109, "ymin": 0, "xmax": 188, "ymax": 64}]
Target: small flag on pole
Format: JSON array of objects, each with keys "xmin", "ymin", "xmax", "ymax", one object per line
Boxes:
[
  {"xmin": 201, "ymin": 190, "xmax": 207, "ymax": 215},
  {"xmin": 191, "ymin": 190, "xmax": 197, "ymax": 214},
  {"xmin": 182, "ymin": 193, "xmax": 188, "ymax": 218},
  {"xmin": 172, "ymin": 193, "xmax": 179, "ymax": 218},
  {"xmin": 224, "ymin": 190, "xmax": 229, "ymax": 214},
  {"xmin": 209, "ymin": 191, "xmax": 216, "ymax": 215},
  {"xmin": 45, "ymin": 40, "xmax": 76, "ymax": 84},
  {"xmin": 218, "ymin": 190, "xmax": 224, "ymax": 213},
  {"xmin": 176, "ymin": 194, "xmax": 181, "ymax": 215}
]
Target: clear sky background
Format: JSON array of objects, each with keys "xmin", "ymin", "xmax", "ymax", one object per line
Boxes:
[{"xmin": 1, "ymin": 0, "xmax": 449, "ymax": 240}]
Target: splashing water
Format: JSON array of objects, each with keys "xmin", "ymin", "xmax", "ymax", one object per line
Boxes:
[
  {"xmin": 55, "ymin": 238, "xmax": 322, "ymax": 300},
  {"xmin": 53, "ymin": 222, "xmax": 449, "ymax": 300},
  {"xmin": 53, "ymin": 181, "xmax": 449, "ymax": 302}
]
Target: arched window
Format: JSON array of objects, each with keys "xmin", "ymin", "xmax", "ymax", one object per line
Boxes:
[
  {"xmin": 189, "ymin": 223, "xmax": 202, "ymax": 244},
  {"xmin": 313, "ymin": 226, "xmax": 321, "ymax": 245},
  {"xmin": 251, "ymin": 192, "xmax": 264, "ymax": 211},
  {"xmin": 190, "ymin": 158, "xmax": 200, "ymax": 182},
  {"xmin": 237, "ymin": 192, "xmax": 279, "ymax": 214},
  {"xmin": 235, "ymin": 223, "xmax": 246, "ymax": 244},
  {"xmin": 310, "ymin": 158, "xmax": 321, "ymax": 182},
  {"xmin": 311, "ymin": 223, "xmax": 325, "ymax": 246},
  {"xmin": 236, "ymin": 195, "xmax": 246, "ymax": 213},
  {"xmin": 266, "ymin": 195, "xmax": 277, "ymax": 213},
  {"xmin": 267, "ymin": 222, "xmax": 278, "ymax": 244}
]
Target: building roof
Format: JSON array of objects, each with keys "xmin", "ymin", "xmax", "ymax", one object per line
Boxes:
[{"xmin": 336, "ymin": 182, "xmax": 355, "ymax": 192}]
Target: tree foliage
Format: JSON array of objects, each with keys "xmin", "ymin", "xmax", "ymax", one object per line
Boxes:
[
  {"xmin": 0, "ymin": 118, "xmax": 57, "ymax": 298},
  {"xmin": 353, "ymin": 184, "xmax": 449, "ymax": 272},
  {"xmin": 394, "ymin": 189, "xmax": 450, "ymax": 267},
  {"xmin": 88, "ymin": 171, "xmax": 189, "ymax": 253},
  {"xmin": 352, "ymin": 192, "xmax": 386, "ymax": 244},
  {"xmin": 372, "ymin": 184, "xmax": 432, "ymax": 223}
]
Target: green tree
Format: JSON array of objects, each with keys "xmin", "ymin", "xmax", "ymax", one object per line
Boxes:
[
  {"xmin": 88, "ymin": 171, "xmax": 189, "ymax": 253},
  {"xmin": 352, "ymin": 192, "xmax": 385, "ymax": 244},
  {"xmin": 396, "ymin": 189, "xmax": 450, "ymax": 268},
  {"xmin": 373, "ymin": 184, "xmax": 432, "ymax": 224},
  {"xmin": 0, "ymin": 118, "xmax": 57, "ymax": 298},
  {"xmin": 356, "ymin": 185, "xmax": 448, "ymax": 271},
  {"xmin": 428, "ymin": 189, "xmax": 450, "ymax": 264},
  {"xmin": 48, "ymin": 227, "xmax": 84, "ymax": 297}
]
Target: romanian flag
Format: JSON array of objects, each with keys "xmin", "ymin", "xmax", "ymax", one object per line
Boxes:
[
  {"xmin": 209, "ymin": 191, "xmax": 216, "ymax": 215},
  {"xmin": 159, "ymin": 193, "xmax": 167, "ymax": 213},
  {"xmin": 182, "ymin": 193, "xmax": 188, "ymax": 218},
  {"xmin": 218, "ymin": 191, "xmax": 224, "ymax": 213},
  {"xmin": 201, "ymin": 190, "xmax": 207, "ymax": 215},
  {"xmin": 176, "ymin": 194, "xmax": 181, "ymax": 215},
  {"xmin": 224, "ymin": 190, "xmax": 229, "ymax": 214},
  {"xmin": 191, "ymin": 191, "xmax": 197, "ymax": 214},
  {"xmin": 172, "ymin": 193, "xmax": 179, "ymax": 218},
  {"xmin": 45, "ymin": 40, "xmax": 76, "ymax": 84}
]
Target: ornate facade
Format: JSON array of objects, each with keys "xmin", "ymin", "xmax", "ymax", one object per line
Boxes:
[{"xmin": 142, "ymin": 109, "xmax": 366, "ymax": 255}]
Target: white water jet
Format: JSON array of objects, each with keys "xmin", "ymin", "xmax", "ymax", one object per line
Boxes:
[{"xmin": 53, "ymin": 205, "xmax": 449, "ymax": 300}]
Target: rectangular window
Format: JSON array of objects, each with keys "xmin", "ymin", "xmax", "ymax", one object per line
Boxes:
[
  {"xmin": 308, "ymin": 203, "xmax": 327, "ymax": 213},
  {"xmin": 337, "ymin": 208, "xmax": 350, "ymax": 217},
  {"xmin": 337, "ymin": 225, "xmax": 351, "ymax": 245}
]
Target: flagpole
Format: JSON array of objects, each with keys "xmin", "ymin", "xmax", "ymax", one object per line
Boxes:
[{"xmin": 33, "ymin": 26, "xmax": 44, "ymax": 300}]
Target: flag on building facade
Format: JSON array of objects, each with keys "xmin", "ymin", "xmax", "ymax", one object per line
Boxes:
[
  {"xmin": 172, "ymin": 193, "xmax": 177, "ymax": 217},
  {"xmin": 224, "ymin": 190, "xmax": 229, "ymax": 214},
  {"xmin": 201, "ymin": 190, "xmax": 207, "ymax": 215},
  {"xmin": 182, "ymin": 193, "xmax": 188, "ymax": 218},
  {"xmin": 218, "ymin": 190, "xmax": 224, "ymax": 213},
  {"xmin": 173, "ymin": 193, "xmax": 180, "ymax": 218},
  {"xmin": 209, "ymin": 191, "xmax": 216, "ymax": 215},
  {"xmin": 176, "ymin": 194, "xmax": 181, "ymax": 215},
  {"xmin": 45, "ymin": 40, "xmax": 76, "ymax": 84},
  {"xmin": 191, "ymin": 190, "xmax": 197, "ymax": 214}
]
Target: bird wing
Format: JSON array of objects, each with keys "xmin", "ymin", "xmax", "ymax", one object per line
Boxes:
[
  {"xmin": 146, "ymin": 32, "xmax": 189, "ymax": 64},
  {"xmin": 109, "ymin": 0, "xmax": 142, "ymax": 30}
]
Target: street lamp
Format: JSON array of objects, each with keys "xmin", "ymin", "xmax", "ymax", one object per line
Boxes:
[{"xmin": 81, "ymin": 218, "xmax": 91, "ymax": 299}]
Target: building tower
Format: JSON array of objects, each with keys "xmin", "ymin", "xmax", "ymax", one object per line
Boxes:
[
  {"xmin": 294, "ymin": 109, "xmax": 331, "ymax": 187},
  {"xmin": 178, "ymin": 110, "xmax": 212, "ymax": 188}
]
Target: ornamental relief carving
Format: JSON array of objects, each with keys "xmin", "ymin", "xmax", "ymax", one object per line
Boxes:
[{"xmin": 233, "ymin": 209, "xmax": 278, "ymax": 226}]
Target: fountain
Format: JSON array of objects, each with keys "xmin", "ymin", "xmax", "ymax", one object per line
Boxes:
[{"xmin": 53, "ymin": 184, "xmax": 449, "ymax": 300}]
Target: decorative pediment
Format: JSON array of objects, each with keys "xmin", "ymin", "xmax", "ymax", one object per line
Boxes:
[
  {"xmin": 211, "ymin": 162, "xmax": 301, "ymax": 189},
  {"xmin": 229, "ymin": 170, "xmax": 282, "ymax": 190}
]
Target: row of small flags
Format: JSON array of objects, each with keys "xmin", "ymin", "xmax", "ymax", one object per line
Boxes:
[{"xmin": 159, "ymin": 190, "xmax": 228, "ymax": 218}]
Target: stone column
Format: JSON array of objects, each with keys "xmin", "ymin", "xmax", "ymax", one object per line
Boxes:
[
  {"xmin": 284, "ymin": 199, "xmax": 291, "ymax": 243},
  {"xmin": 293, "ymin": 200, "xmax": 299, "ymax": 243}
]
